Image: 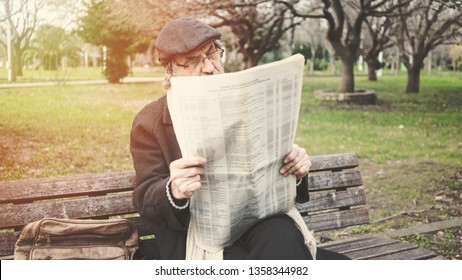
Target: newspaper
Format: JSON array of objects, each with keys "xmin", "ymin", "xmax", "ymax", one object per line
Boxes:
[{"xmin": 167, "ymin": 54, "xmax": 304, "ymax": 252}]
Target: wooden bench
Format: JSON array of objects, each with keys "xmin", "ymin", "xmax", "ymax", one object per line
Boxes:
[{"xmin": 0, "ymin": 153, "xmax": 441, "ymax": 260}]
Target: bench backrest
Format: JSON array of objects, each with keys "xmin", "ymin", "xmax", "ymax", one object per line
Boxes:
[
  {"xmin": 0, "ymin": 153, "xmax": 368, "ymax": 259},
  {"xmin": 297, "ymin": 153, "xmax": 369, "ymax": 232}
]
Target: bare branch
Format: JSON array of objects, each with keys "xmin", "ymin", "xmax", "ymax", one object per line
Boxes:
[{"xmin": 274, "ymin": 0, "xmax": 325, "ymax": 18}]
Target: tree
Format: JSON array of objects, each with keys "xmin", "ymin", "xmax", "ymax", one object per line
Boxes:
[
  {"xmin": 294, "ymin": 18, "xmax": 329, "ymax": 74},
  {"xmin": 278, "ymin": 0, "xmax": 409, "ymax": 92},
  {"xmin": 0, "ymin": 41, "xmax": 5, "ymax": 62},
  {"xmin": 78, "ymin": 0, "xmax": 150, "ymax": 83},
  {"xmin": 449, "ymin": 44, "xmax": 462, "ymax": 71},
  {"xmin": 109, "ymin": 0, "xmax": 303, "ymax": 70},
  {"xmin": 198, "ymin": 0, "xmax": 303, "ymax": 70},
  {"xmin": 105, "ymin": 0, "xmax": 191, "ymax": 66},
  {"xmin": 25, "ymin": 24, "xmax": 80, "ymax": 70},
  {"xmin": 108, "ymin": 0, "xmax": 190, "ymax": 36},
  {"xmin": 0, "ymin": 0, "xmax": 46, "ymax": 80},
  {"xmin": 390, "ymin": 0, "xmax": 462, "ymax": 93},
  {"xmin": 361, "ymin": 16, "xmax": 394, "ymax": 81}
]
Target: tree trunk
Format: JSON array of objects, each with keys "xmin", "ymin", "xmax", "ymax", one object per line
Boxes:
[
  {"xmin": 12, "ymin": 54, "xmax": 23, "ymax": 77},
  {"xmin": 240, "ymin": 52, "xmax": 251, "ymax": 70},
  {"xmin": 13, "ymin": 46, "xmax": 25, "ymax": 76},
  {"xmin": 7, "ymin": 47, "xmax": 16, "ymax": 83},
  {"xmin": 8, "ymin": 61, "xmax": 17, "ymax": 82},
  {"xmin": 366, "ymin": 58, "xmax": 377, "ymax": 81},
  {"xmin": 104, "ymin": 47, "xmax": 128, "ymax": 83},
  {"xmin": 310, "ymin": 48, "xmax": 315, "ymax": 74},
  {"xmin": 405, "ymin": 65, "xmax": 421, "ymax": 93},
  {"xmin": 249, "ymin": 55, "xmax": 260, "ymax": 68},
  {"xmin": 339, "ymin": 57, "xmax": 355, "ymax": 92},
  {"xmin": 427, "ymin": 51, "xmax": 432, "ymax": 76},
  {"xmin": 395, "ymin": 49, "xmax": 400, "ymax": 76},
  {"xmin": 242, "ymin": 52, "xmax": 263, "ymax": 69},
  {"xmin": 330, "ymin": 51, "xmax": 337, "ymax": 75}
]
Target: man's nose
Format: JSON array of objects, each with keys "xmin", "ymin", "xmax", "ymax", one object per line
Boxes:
[{"xmin": 200, "ymin": 56, "xmax": 215, "ymax": 75}]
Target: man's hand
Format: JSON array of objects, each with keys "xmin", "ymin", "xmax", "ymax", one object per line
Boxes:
[
  {"xmin": 280, "ymin": 144, "xmax": 311, "ymax": 180},
  {"xmin": 169, "ymin": 157, "xmax": 206, "ymax": 199}
]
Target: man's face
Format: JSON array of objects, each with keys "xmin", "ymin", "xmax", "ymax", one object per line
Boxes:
[{"xmin": 172, "ymin": 42, "xmax": 224, "ymax": 77}]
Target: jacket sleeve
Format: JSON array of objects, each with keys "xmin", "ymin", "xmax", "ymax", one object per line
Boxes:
[{"xmin": 130, "ymin": 108, "xmax": 189, "ymax": 231}]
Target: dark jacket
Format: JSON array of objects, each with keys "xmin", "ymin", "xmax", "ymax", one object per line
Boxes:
[{"xmin": 130, "ymin": 95, "xmax": 309, "ymax": 260}]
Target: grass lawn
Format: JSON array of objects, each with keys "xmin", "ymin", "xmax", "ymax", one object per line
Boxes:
[
  {"xmin": 1, "ymin": 73, "xmax": 461, "ymax": 257},
  {"xmin": 0, "ymin": 82, "xmax": 164, "ymax": 178}
]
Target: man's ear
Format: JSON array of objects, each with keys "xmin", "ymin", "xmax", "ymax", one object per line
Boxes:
[
  {"xmin": 163, "ymin": 65, "xmax": 173, "ymax": 90},
  {"xmin": 165, "ymin": 63, "xmax": 175, "ymax": 77}
]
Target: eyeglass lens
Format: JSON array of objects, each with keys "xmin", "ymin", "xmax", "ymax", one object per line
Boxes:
[{"xmin": 187, "ymin": 49, "xmax": 223, "ymax": 69}]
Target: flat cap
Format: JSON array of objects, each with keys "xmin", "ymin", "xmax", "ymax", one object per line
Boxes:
[{"xmin": 155, "ymin": 18, "xmax": 221, "ymax": 64}]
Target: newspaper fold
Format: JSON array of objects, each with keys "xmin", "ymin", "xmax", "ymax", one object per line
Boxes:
[{"xmin": 168, "ymin": 54, "xmax": 304, "ymax": 252}]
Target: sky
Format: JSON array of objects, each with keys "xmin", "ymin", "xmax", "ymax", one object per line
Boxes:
[{"xmin": 39, "ymin": 1, "xmax": 84, "ymax": 31}]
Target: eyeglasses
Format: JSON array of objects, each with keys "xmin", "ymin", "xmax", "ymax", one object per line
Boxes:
[{"xmin": 175, "ymin": 48, "xmax": 224, "ymax": 70}]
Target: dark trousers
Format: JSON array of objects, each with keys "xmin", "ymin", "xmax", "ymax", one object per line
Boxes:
[{"xmin": 223, "ymin": 214, "xmax": 350, "ymax": 260}]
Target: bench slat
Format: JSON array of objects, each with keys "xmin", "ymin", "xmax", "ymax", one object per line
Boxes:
[
  {"xmin": 309, "ymin": 153, "xmax": 358, "ymax": 172},
  {"xmin": 296, "ymin": 188, "xmax": 366, "ymax": 213},
  {"xmin": 0, "ymin": 232, "xmax": 16, "ymax": 258},
  {"xmin": 319, "ymin": 237, "xmax": 399, "ymax": 253},
  {"xmin": 0, "ymin": 154, "xmax": 359, "ymax": 205},
  {"xmin": 320, "ymin": 237, "xmax": 438, "ymax": 259},
  {"xmin": 304, "ymin": 208, "xmax": 370, "ymax": 232},
  {"xmin": 0, "ymin": 171, "xmax": 135, "ymax": 204},
  {"xmin": 345, "ymin": 241, "xmax": 416, "ymax": 260},
  {"xmin": 308, "ymin": 170, "xmax": 362, "ymax": 192},
  {"xmin": 0, "ymin": 169, "xmax": 363, "ymax": 205},
  {"xmin": 428, "ymin": 255, "xmax": 447, "ymax": 260},
  {"xmin": 373, "ymin": 247, "xmax": 437, "ymax": 260},
  {"xmin": 0, "ymin": 194, "xmax": 136, "ymax": 230}
]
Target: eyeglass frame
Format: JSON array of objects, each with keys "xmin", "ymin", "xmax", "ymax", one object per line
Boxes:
[{"xmin": 174, "ymin": 47, "xmax": 224, "ymax": 70}]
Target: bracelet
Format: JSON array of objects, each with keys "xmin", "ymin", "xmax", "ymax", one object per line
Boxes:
[{"xmin": 165, "ymin": 177, "xmax": 189, "ymax": 210}]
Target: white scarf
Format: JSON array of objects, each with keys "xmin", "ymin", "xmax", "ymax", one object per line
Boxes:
[{"xmin": 185, "ymin": 207, "xmax": 317, "ymax": 260}]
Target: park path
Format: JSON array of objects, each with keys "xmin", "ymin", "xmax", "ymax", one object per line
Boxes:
[{"xmin": 0, "ymin": 76, "xmax": 163, "ymax": 89}]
